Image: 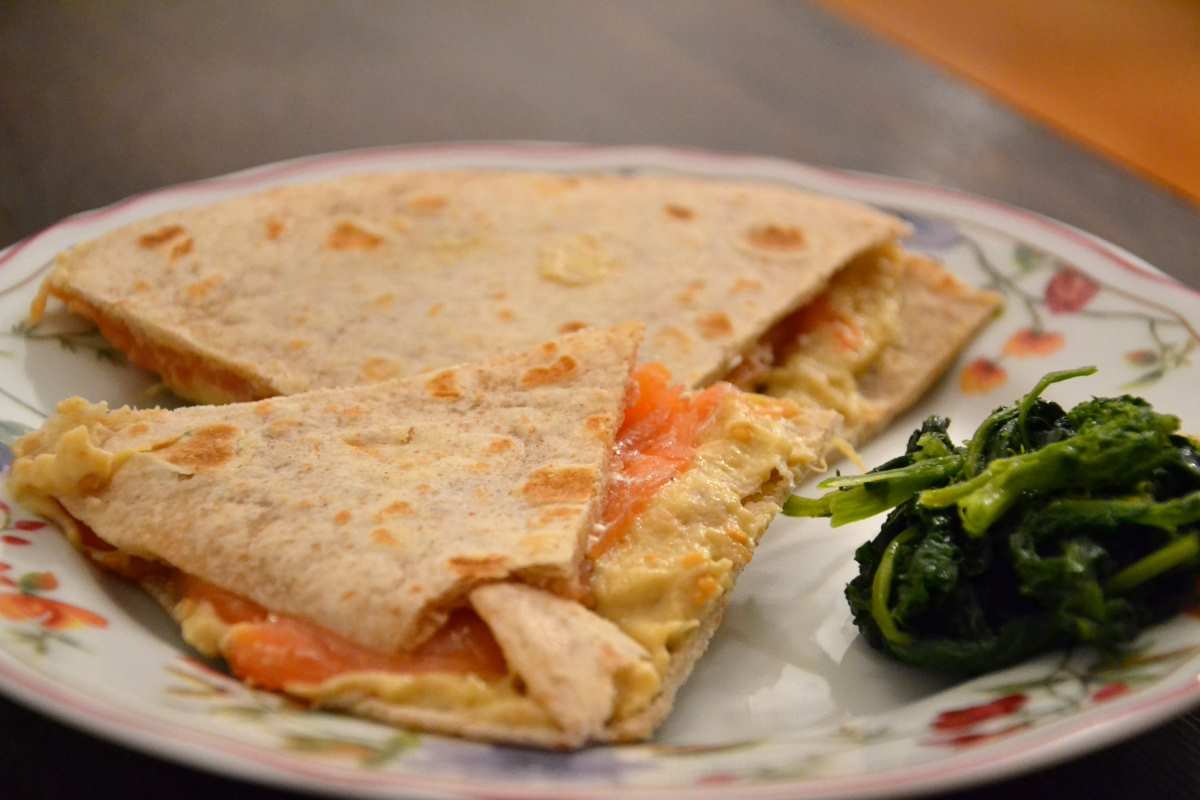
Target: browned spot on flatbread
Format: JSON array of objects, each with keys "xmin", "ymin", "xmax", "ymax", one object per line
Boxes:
[
  {"xmin": 584, "ymin": 414, "xmax": 613, "ymax": 441},
  {"xmin": 326, "ymin": 404, "xmax": 365, "ymax": 423},
  {"xmin": 416, "ymin": 483, "xmax": 432, "ymax": 495},
  {"xmin": 161, "ymin": 425, "xmax": 239, "ymax": 471},
  {"xmin": 170, "ymin": 238, "xmax": 194, "ymax": 261},
  {"xmin": 428, "ymin": 303, "xmax": 445, "ymax": 318},
  {"xmin": 138, "ymin": 225, "xmax": 185, "ymax": 249},
  {"xmin": 371, "ymin": 528, "xmax": 398, "ymax": 546},
  {"xmin": 253, "ymin": 403, "xmax": 273, "ymax": 418},
  {"xmin": 326, "ymin": 221, "xmax": 383, "ymax": 252},
  {"xmin": 497, "ymin": 308, "xmax": 515, "ymax": 322},
  {"xmin": 265, "ymin": 419, "xmax": 300, "ymax": 440},
  {"xmin": 697, "ymin": 311, "xmax": 733, "ymax": 340},
  {"xmin": 131, "ymin": 280, "xmax": 150, "ymax": 292},
  {"xmin": 559, "ymin": 321, "xmax": 589, "ymax": 334},
  {"xmin": 664, "ymin": 203, "xmax": 694, "ymax": 220},
  {"xmin": 334, "ymin": 510, "xmax": 352, "ymax": 526},
  {"xmin": 535, "ymin": 506, "xmax": 578, "ymax": 526},
  {"xmin": 374, "ymin": 501, "xmax": 413, "ymax": 523},
  {"xmin": 426, "ymin": 369, "xmax": 461, "ymax": 400},
  {"xmin": 745, "ymin": 224, "xmax": 806, "ymax": 251},
  {"xmin": 408, "ymin": 194, "xmax": 448, "ymax": 213},
  {"xmin": 521, "ymin": 466, "xmax": 595, "ymax": 505},
  {"xmin": 733, "ymin": 277, "xmax": 763, "ymax": 293},
  {"xmin": 184, "ymin": 275, "xmax": 222, "ymax": 301},
  {"xmin": 448, "ymin": 555, "xmax": 509, "ymax": 578},
  {"xmin": 676, "ymin": 279, "xmax": 705, "ymax": 307},
  {"xmin": 491, "ymin": 290, "xmax": 508, "ymax": 301},
  {"xmin": 360, "ymin": 357, "xmax": 402, "ymax": 382},
  {"xmin": 521, "ymin": 355, "xmax": 578, "ymax": 388},
  {"xmin": 655, "ymin": 325, "xmax": 693, "ymax": 353},
  {"xmin": 486, "ymin": 438, "xmax": 513, "ymax": 455},
  {"xmin": 128, "ymin": 423, "xmax": 149, "ymax": 436},
  {"xmin": 342, "ymin": 434, "xmax": 382, "ymax": 460},
  {"xmin": 367, "ymin": 293, "xmax": 395, "ymax": 312},
  {"xmin": 265, "ymin": 218, "xmax": 285, "ymax": 240},
  {"xmin": 287, "ymin": 339, "xmax": 310, "ymax": 351}
]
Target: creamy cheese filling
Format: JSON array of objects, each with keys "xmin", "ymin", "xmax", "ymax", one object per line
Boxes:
[
  {"xmin": 590, "ymin": 393, "xmax": 816, "ymax": 678},
  {"xmin": 726, "ymin": 246, "xmax": 903, "ymax": 441}
]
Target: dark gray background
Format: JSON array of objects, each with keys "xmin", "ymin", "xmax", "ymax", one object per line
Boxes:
[{"xmin": 2, "ymin": 2, "xmax": 1199, "ymax": 798}]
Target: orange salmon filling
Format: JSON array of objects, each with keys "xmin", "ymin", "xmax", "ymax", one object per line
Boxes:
[
  {"xmin": 726, "ymin": 291, "xmax": 864, "ymax": 390},
  {"xmin": 591, "ymin": 364, "xmax": 729, "ymax": 557},
  {"xmin": 36, "ymin": 286, "xmax": 276, "ymax": 403},
  {"xmin": 180, "ymin": 576, "xmax": 508, "ymax": 689}
]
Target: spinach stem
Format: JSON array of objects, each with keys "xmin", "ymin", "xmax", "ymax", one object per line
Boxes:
[
  {"xmin": 871, "ymin": 527, "xmax": 918, "ymax": 647},
  {"xmin": 1107, "ymin": 533, "xmax": 1200, "ymax": 594},
  {"xmin": 1016, "ymin": 366, "xmax": 1097, "ymax": 451}
]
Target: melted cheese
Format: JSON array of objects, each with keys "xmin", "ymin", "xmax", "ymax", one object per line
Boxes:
[
  {"xmin": 730, "ymin": 248, "xmax": 902, "ymax": 442},
  {"xmin": 591, "ymin": 393, "xmax": 817, "ymax": 680}
]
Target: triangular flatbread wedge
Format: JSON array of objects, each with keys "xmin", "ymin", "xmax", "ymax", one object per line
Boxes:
[
  {"xmin": 10, "ymin": 326, "xmax": 837, "ymax": 748},
  {"xmin": 29, "ymin": 170, "xmax": 996, "ymax": 449}
]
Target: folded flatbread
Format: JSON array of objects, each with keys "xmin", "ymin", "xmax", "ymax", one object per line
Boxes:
[
  {"xmin": 31, "ymin": 171, "xmax": 998, "ymax": 447},
  {"xmin": 9, "ymin": 325, "xmax": 837, "ymax": 748}
]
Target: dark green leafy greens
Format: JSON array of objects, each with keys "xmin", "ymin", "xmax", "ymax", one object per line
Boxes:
[{"xmin": 784, "ymin": 367, "xmax": 1200, "ymax": 675}]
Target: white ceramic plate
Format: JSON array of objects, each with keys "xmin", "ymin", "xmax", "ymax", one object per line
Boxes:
[{"xmin": 0, "ymin": 143, "xmax": 1198, "ymax": 800}]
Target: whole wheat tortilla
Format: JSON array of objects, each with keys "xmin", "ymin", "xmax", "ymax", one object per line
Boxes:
[
  {"xmin": 470, "ymin": 582, "xmax": 653, "ymax": 746},
  {"xmin": 10, "ymin": 325, "xmax": 640, "ymax": 654},
  {"xmin": 37, "ymin": 170, "xmax": 907, "ymax": 402}
]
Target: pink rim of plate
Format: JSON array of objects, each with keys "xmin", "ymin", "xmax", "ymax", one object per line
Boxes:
[{"xmin": 0, "ymin": 142, "xmax": 1198, "ymax": 800}]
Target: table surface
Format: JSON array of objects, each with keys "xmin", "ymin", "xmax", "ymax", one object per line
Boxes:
[{"xmin": 2, "ymin": 2, "xmax": 1199, "ymax": 798}]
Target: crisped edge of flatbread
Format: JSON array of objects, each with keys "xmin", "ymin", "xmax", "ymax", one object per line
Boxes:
[
  {"xmin": 846, "ymin": 251, "xmax": 1002, "ymax": 445},
  {"xmin": 330, "ymin": 694, "xmax": 578, "ymax": 750}
]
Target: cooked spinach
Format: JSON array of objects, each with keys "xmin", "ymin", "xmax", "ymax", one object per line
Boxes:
[{"xmin": 784, "ymin": 367, "xmax": 1200, "ymax": 675}]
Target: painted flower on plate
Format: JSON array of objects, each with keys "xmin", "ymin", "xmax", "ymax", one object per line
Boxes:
[
  {"xmin": 960, "ymin": 357, "xmax": 1007, "ymax": 394},
  {"xmin": 0, "ymin": 569, "xmax": 106, "ymax": 631},
  {"xmin": 1045, "ymin": 268, "xmax": 1100, "ymax": 313},
  {"xmin": 1004, "ymin": 328, "xmax": 1065, "ymax": 358},
  {"xmin": 932, "ymin": 693, "xmax": 1028, "ymax": 732},
  {"xmin": 1093, "ymin": 683, "xmax": 1131, "ymax": 703}
]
